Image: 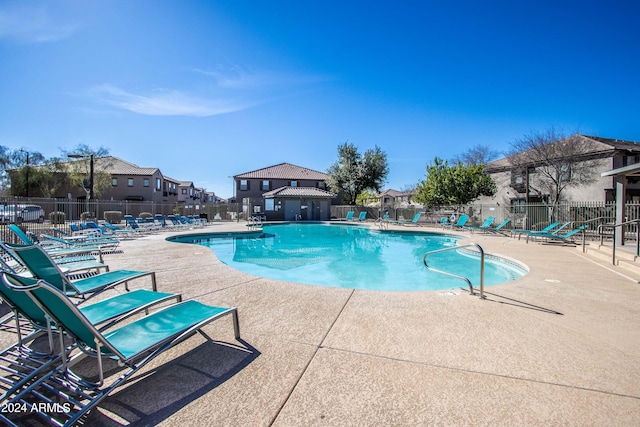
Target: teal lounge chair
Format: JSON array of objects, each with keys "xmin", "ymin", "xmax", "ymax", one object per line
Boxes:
[
  {"xmin": 485, "ymin": 218, "xmax": 511, "ymax": 235},
  {"xmin": 466, "ymin": 216, "xmax": 495, "ymax": 233},
  {"xmin": 526, "ymin": 224, "xmax": 588, "ymax": 244},
  {"xmin": 155, "ymin": 213, "xmax": 169, "ymax": 227},
  {"xmin": 0, "ymin": 272, "xmax": 179, "ymax": 403},
  {"xmin": 101, "ymin": 221, "xmax": 137, "ymax": 238},
  {"xmin": 85, "ymin": 221, "xmax": 134, "ymax": 239},
  {"xmin": 357, "ymin": 211, "xmax": 367, "ymax": 221},
  {"xmin": 510, "ymin": 222, "xmax": 561, "ymax": 239},
  {"xmin": 8, "ymin": 224, "xmax": 104, "ymax": 262},
  {"xmin": 397, "ymin": 213, "xmax": 422, "ymax": 226},
  {"xmin": 442, "ymin": 214, "xmax": 469, "ymax": 229},
  {"xmin": 513, "ymin": 221, "xmax": 571, "ymax": 240},
  {"xmin": 39, "ymin": 233, "xmax": 120, "ymax": 252},
  {"xmin": 124, "ymin": 214, "xmax": 161, "ymax": 233},
  {"xmin": 339, "ymin": 211, "xmax": 355, "ymax": 221},
  {"xmin": 0, "ymin": 241, "xmax": 108, "ymax": 277},
  {"xmin": 8, "ymin": 243, "xmax": 156, "ymax": 300},
  {"xmin": 1, "ymin": 274, "xmax": 239, "ymax": 426},
  {"xmin": 167, "ymin": 214, "xmax": 189, "ymax": 228},
  {"xmin": 176, "ymin": 214, "xmax": 201, "ymax": 227}
]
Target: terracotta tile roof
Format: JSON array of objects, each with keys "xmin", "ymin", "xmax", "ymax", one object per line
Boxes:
[
  {"xmin": 262, "ymin": 186, "xmax": 336, "ymax": 198},
  {"xmin": 93, "ymin": 156, "xmax": 159, "ymax": 176},
  {"xmin": 380, "ymin": 189, "xmax": 416, "ymax": 197},
  {"xmin": 235, "ymin": 163, "xmax": 328, "ymax": 180}
]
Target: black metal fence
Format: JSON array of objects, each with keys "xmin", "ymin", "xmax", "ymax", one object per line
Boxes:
[
  {"xmin": 2, "ymin": 196, "xmax": 637, "ymax": 241},
  {"xmin": 332, "ymin": 201, "xmax": 638, "ymax": 235}
]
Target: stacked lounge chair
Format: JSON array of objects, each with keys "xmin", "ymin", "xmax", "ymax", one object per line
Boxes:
[
  {"xmin": 7, "ymin": 243, "xmax": 156, "ymax": 301},
  {"xmin": 0, "ymin": 271, "xmax": 239, "ymax": 426},
  {"xmin": 526, "ymin": 224, "xmax": 588, "ymax": 244}
]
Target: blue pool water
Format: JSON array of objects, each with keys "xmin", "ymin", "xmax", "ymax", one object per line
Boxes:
[{"xmin": 171, "ymin": 223, "xmax": 527, "ymax": 291}]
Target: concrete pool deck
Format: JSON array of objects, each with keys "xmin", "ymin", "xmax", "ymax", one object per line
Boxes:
[{"xmin": 2, "ymin": 221, "xmax": 639, "ymax": 426}]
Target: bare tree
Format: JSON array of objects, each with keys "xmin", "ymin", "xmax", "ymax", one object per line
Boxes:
[
  {"xmin": 508, "ymin": 128, "xmax": 599, "ymax": 218},
  {"xmin": 452, "ymin": 144, "xmax": 500, "ymax": 166}
]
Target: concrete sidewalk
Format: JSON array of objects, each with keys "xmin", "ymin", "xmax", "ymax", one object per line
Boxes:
[{"xmin": 2, "ymin": 221, "xmax": 639, "ymax": 426}]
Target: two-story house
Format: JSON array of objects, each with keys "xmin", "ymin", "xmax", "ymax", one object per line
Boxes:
[
  {"xmin": 379, "ymin": 189, "xmax": 419, "ymax": 208},
  {"xmin": 233, "ymin": 163, "xmax": 336, "ymax": 221},
  {"xmin": 63, "ymin": 157, "xmax": 196, "ymax": 204},
  {"xmin": 482, "ymin": 135, "xmax": 640, "ymax": 208}
]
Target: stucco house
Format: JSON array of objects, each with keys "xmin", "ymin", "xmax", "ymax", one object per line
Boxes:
[
  {"xmin": 481, "ymin": 135, "xmax": 640, "ymax": 208},
  {"xmin": 379, "ymin": 189, "xmax": 418, "ymax": 208},
  {"xmin": 233, "ymin": 163, "xmax": 336, "ymax": 221},
  {"xmin": 61, "ymin": 157, "xmax": 214, "ymax": 204}
]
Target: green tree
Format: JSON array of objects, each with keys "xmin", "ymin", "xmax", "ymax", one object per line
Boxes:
[
  {"xmin": 327, "ymin": 142, "xmax": 389, "ymax": 205},
  {"xmin": 7, "ymin": 149, "xmax": 46, "ymax": 197},
  {"xmin": 414, "ymin": 157, "xmax": 496, "ymax": 208},
  {"xmin": 356, "ymin": 189, "xmax": 378, "ymax": 206}
]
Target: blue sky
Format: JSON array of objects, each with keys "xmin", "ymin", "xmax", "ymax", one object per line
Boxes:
[{"xmin": 1, "ymin": 0, "xmax": 639, "ymax": 199}]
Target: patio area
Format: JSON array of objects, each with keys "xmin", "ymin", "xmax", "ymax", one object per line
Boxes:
[{"xmin": 1, "ymin": 221, "xmax": 639, "ymax": 426}]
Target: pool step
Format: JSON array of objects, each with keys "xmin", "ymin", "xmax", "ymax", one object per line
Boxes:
[{"xmin": 581, "ymin": 244, "xmax": 640, "ymax": 277}]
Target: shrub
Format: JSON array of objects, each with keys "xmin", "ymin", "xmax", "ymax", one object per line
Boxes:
[
  {"xmin": 80, "ymin": 211, "xmax": 95, "ymax": 221},
  {"xmin": 139, "ymin": 212, "xmax": 153, "ymax": 220},
  {"xmin": 104, "ymin": 211, "xmax": 122, "ymax": 224},
  {"xmin": 49, "ymin": 211, "xmax": 66, "ymax": 225}
]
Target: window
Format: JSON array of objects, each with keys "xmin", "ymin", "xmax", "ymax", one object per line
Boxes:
[
  {"xmin": 143, "ymin": 178, "xmax": 149, "ymax": 187},
  {"xmin": 262, "ymin": 180, "xmax": 270, "ymax": 191},
  {"xmin": 510, "ymin": 168, "xmax": 531, "ymax": 191},
  {"xmin": 316, "ymin": 181, "xmax": 326, "ymax": 190},
  {"xmin": 510, "ymin": 198, "xmax": 526, "ymax": 214},
  {"xmin": 112, "ymin": 178, "xmax": 118, "ymax": 187},
  {"xmin": 127, "ymin": 178, "xmax": 134, "ymax": 187},
  {"xmin": 182, "ymin": 189, "xmax": 187, "ymax": 195},
  {"xmin": 155, "ymin": 178, "xmax": 161, "ymax": 190},
  {"xmin": 265, "ymin": 199, "xmax": 275, "ymax": 210},
  {"xmin": 290, "ymin": 181, "xmax": 298, "ymax": 187},
  {"xmin": 240, "ymin": 180, "xmax": 249, "ymax": 191}
]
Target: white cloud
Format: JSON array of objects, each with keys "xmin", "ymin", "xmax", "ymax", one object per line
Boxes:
[
  {"xmin": 92, "ymin": 84, "xmax": 254, "ymax": 117},
  {"xmin": 0, "ymin": 3, "xmax": 77, "ymax": 43},
  {"xmin": 189, "ymin": 65, "xmax": 330, "ymax": 90},
  {"xmin": 91, "ymin": 66, "xmax": 330, "ymax": 117}
]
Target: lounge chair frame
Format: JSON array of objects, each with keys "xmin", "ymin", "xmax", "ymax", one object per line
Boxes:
[
  {"xmin": 1, "ymin": 276, "xmax": 239, "ymax": 426},
  {"xmin": 8, "ymin": 243, "xmax": 156, "ymax": 301},
  {"xmin": 0, "ymin": 273, "xmax": 180, "ymax": 405}
]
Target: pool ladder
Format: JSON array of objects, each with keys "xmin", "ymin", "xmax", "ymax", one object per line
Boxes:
[
  {"xmin": 423, "ymin": 243, "xmax": 486, "ymax": 299},
  {"xmin": 246, "ymin": 216, "xmax": 263, "ymax": 230}
]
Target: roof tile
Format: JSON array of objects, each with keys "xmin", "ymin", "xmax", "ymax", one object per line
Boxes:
[
  {"xmin": 263, "ymin": 186, "xmax": 336, "ymax": 198},
  {"xmin": 235, "ymin": 163, "xmax": 328, "ymax": 180}
]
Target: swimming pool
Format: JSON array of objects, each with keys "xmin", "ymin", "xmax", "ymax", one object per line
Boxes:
[{"xmin": 170, "ymin": 223, "xmax": 527, "ymax": 291}]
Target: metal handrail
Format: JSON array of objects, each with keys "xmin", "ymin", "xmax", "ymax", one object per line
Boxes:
[
  {"xmin": 423, "ymin": 243, "xmax": 485, "ymax": 299},
  {"xmin": 597, "ymin": 219, "xmax": 640, "ymax": 265},
  {"xmin": 376, "ymin": 216, "xmax": 389, "ymax": 230},
  {"xmin": 246, "ymin": 216, "xmax": 262, "ymax": 230}
]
